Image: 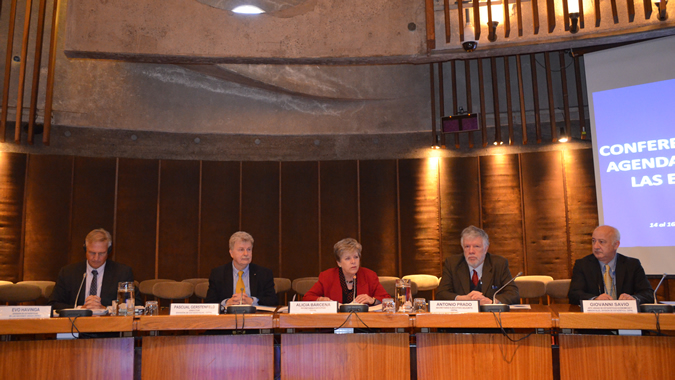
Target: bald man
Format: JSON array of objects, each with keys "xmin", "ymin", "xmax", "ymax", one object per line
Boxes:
[{"xmin": 568, "ymin": 225, "xmax": 653, "ymax": 305}]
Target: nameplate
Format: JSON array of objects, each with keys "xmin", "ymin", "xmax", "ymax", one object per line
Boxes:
[
  {"xmin": 289, "ymin": 301, "xmax": 338, "ymax": 314},
  {"xmin": 0, "ymin": 306, "xmax": 52, "ymax": 319},
  {"xmin": 170, "ymin": 303, "xmax": 220, "ymax": 316},
  {"xmin": 581, "ymin": 300, "xmax": 638, "ymax": 313},
  {"xmin": 429, "ymin": 300, "xmax": 479, "ymax": 313}
]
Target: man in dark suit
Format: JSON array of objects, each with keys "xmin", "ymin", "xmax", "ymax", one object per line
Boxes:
[
  {"xmin": 437, "ymin": 226, "xmax": 519, "ymax": 305},
  {"xmin": 49, "ymin": 228, "xmax": 141, "ymax": 311},
  {"xmin": 568, "ymin": 225, "xmax": 653, "ymax": 305},
  {"xmin": 205, "ymin": 231, "xmax": 278, "ymax": 307}
]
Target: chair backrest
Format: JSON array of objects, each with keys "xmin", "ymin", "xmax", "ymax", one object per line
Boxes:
[
  {"xmin": 546, "ymin": 279, "xmax": 572, "ymax": 303},
  {"xmin": 274, "ymin": 278, "xmax": 292, "ymax": 294},
  {"xmin": 194, "ymin": 282, "xmax": 209, "ymax": 300},
  {"xmin": 516, "ymin": 275, "xmax": 554, "ymax": 284},
  {"xmin": 0, "ymin": 283, "xmax": 43, "ymax": 304},
  {"xmin": 402, "ymin": 274, "xmax": 440, "ymax": 291},
  {"xmin": 152, "ymin": 282, "xmax": 195, "ymax": 302},
  {"xmin": 139, "ymin": 279, "xmax": 176, "ymax": 296},
  {"xmin": 378, "ymin": 277, "xmax": 399, "ymax": 299},
  {"xmin": 291, "ymin": 277, "xmax": 319, "ymax": 299},
  {"xmin": 515, "ymin": 280, "xmax": 547, "ymax": 304},
  {"xmin": 0, "ymin": 281, "xmax": 13, "ymax": 286},
  {"xmin": 17, "ymin": 281, "xmax": 56, "ymax": 299},
  {"xmin": 182, "ymin": 278, "xmax": 209, "ymax": 287}
]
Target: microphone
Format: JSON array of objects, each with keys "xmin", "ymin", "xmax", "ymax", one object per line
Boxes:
[
  {"xmin": 480, "ymin": 271, "xmax": 522, "ymax": 312},
  {"xmin": 58, "ymin": 272, "xmax": 93, "ymax": 317},
  {"xmin": 75, "ymin": 272, "xmax": 87, "ymax": 308},
  {"xmin": 227, "ymin": 287, "xmax": 255, "ymax": 314},
  {"xmin": 353, "ymin": 276, "xmax": 357, "ymax": 303},
  {"xmin": 640, "ymin": 273, "xmax": 673, "ymax": 313},
  {"xmin": 339, "ymin": 274, "xmax": 368, "ymax": 312}
]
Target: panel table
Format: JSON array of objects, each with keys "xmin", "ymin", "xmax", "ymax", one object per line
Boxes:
[
  {"xmin": 556, "ymin": 305, "xmax": 675, "ymax": 380},
  {"xmin": 0, "ymin": 316, "xmax": 134, "ymax": 379},
  {"xmin": 138, "ymin": 314, "xmax": 275, "ymax": 380},
  {"xmin": 415, "ymin": 307, "xmax": 555, "ymax": 380},
  {"xmin": 279, "ymin": 313, "xmax": 411, "ymax": 380}
]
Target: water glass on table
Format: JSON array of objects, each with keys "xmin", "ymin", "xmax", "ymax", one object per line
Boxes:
[{"xmin": 145, "ymin": 301, "xmax": 159, "ymax": 316}]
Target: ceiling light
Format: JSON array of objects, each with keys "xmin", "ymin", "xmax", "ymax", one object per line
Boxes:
[{"xmin": 232, "ymin": 5, "xmax": 265, "ymax": 14}]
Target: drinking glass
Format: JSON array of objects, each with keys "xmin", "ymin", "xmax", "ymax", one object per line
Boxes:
[{"xmin": 117, "ymin": 282, "xmax": 135, "ymax": 316}]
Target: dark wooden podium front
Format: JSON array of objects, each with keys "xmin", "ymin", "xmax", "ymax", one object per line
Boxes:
[{"xmin": 555, "ymin": 304, "xmax": 675, "ymax": 380}]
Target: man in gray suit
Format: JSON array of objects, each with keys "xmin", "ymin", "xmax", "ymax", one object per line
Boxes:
[{"xmin": 436, "ymin": 226, "xmax": 519, "ymax": 305}]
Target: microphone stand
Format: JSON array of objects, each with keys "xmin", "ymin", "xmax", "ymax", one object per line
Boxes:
[
  {"xmin": 226, "ymin": 287, "xmax": 256, "ymax": 314},
  {"xmin": 480, "ymin": 272, "xmax": 523, "ymax": 313},
  {"xmin": 339, "ymin": 274, "xmax": 368, "ymax": 313},
  {"xmin": 640, "ymin": 273, "xmax": 673, "ymax": 313},
  {"xmin": 58, "ymin": 272, "xmax": 93, "ymax": 318}
]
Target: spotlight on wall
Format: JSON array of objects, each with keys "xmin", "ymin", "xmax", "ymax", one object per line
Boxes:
[
  {"xmin": 558, "ymin": 126, "xmax": 569, "ymax": 143},
  {"xmin": 568, "ymin": 0, "xmax": 580, "ymax": 33},
  {"xmin": 653, "ymin": 0, "xmax": 668, "ymax": 20},
  {"xmin": 432, "ymin": 133, "xmax": 441, "ymax": 149},
  {"xmin": 480, "ymin": 3, "xmax": 503, "ymax": 42}
]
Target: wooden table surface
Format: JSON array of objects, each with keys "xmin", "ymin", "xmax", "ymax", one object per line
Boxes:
[
  {"xmin": 136, "ymin": 314, "xmax": 274, "ymax": 330},
  {"xmin": 0, "ymin": 315, "xmax": 134, "ymax": 334}
]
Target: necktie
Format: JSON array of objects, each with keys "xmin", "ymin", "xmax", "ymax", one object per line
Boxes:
[
  {"xmin": 471, "ymin": 270, "xmax": 479, "ymax": 287},
  {"xmin": 89, "ymin": 269, "xmax": 98, "ymax": 296},
  {"xmin": 604, "ymin": 264, "xmax": 615, "ymax": 299},
  {"xmin": 236, "ymin": 271, "xmax": 246, "ymax": 294}
]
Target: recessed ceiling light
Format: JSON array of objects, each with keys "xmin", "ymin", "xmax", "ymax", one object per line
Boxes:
[{"xmin": 232, "ymin": 5, "xmax": 265, "ymax": 14}]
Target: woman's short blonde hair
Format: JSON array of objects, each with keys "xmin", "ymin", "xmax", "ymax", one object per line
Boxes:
[{"xmin": 334, "ymin": 238, "xmax": 362, "ymax": 261}]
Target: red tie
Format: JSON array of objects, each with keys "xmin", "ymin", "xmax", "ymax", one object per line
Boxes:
[{"xmin": 472, "ymin": 270, "xmax": 479, "ymax": 287}]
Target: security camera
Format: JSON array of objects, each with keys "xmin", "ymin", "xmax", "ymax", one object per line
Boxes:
[{"xmin": 462, "ymin": 40, "xmax": 478, "ymax": 52}]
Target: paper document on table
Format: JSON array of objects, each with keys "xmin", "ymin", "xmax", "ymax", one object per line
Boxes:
[
  {"xmin": 369, "ymin": 304, "xmax": 383, "ymax": 312},
  {"xmin": 254, "ymin": 305, "xmax": 278, "ymax": 313}
]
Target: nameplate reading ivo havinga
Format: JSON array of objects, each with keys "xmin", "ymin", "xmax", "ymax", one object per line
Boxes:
[
  {"xmin": 289, "ymin": 301, "xmax": 338, "ymax": 314},
  {"xmin": 429, "ymin": 300, "xmax": 480, "ymax": 313},
  {"xmin": 170, "ymin": 303, "xmax": 220, "ymax": 316},
  {"xmin": 581, "ymin": 300, "xmax": 638, "ymax": 313},
  {"xmin": 0, "ymin": 306, "xmax": 52, "ymax": 319}
]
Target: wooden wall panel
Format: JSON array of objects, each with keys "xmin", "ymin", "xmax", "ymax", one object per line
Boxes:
[
  {"xmin": 360, "ymin": 160, "xmax": 398, "ymax": 277},
  {"xmin": 282, "ymin": 333, "xmax": 410, "ymax": 380},
  {"xmin": 68, "ymin": 157, "xmax": 116, "ymax": 263},
  {"xmin": 399, "ymin": 158, "xmax": 441, "ymax": 277},
  {"xmin": 319, "ymin": 161, "xmax": 358, "ymax": 272},
  {"xmin": 142, "ymin": 335, "xmax": 273, "ymax": 380},
  {"xmin": 281, "ymin": 161, "xmax": 319, "ymax": 279},
  {"xmin": 157, "ymin": 160, "xmax": 200, "ymax": 280},
  {"xmin": 417, "ymin": 333, "xmax": 553, "ymax": 379},
  {"xmin": 479, "ymin": 154, "xmax": 525, "ymax": 275},
  {"xmin": 0, "ymin": 153, "xmax": 27, "ymax": 282},
  {"xmin": 0, "ymin": 338, "xmax": 134, "ymax": 379},
  {"xmin": 439, "ymin": 157, "xmax": 481, "ymax": 261},
  {"xmin": 199, "ymin": 161, "xmax": 240, "ymax": 278},
  {"xmin": 563, "ymin": 149, "xmax": 597, "ymax": 272},
  {"xmin": 1, "ymin": 149, "xmax": 609, "ymax": 292},
  {"xmin": 115, "ymin": 158, "xmax": 159, "ymax": 281},
  {"xmin": 23, "ymin": 155, "xmax": 73, "ymax": 281},
  {"xmin": 560, "ymin": 335, "xmax": 675, "ymax": 380},
  {"xmin": 520, "ymin": 151, "xmax": 568, "ymax": 278},
  {"xmin": 241, "ymin": 162, "xmax": 280, "ymax": 276}
]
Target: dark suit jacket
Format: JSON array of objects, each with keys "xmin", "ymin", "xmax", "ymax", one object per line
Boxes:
[
  {"xmin": 568, "ymin": 253, "xmax": 653, "ymax": 305},
  {"xmin": 205, "ymin": 262, "xmax": 278, "ymax": 306},
  {"xmin": 303, "ymin": 267, "xmax": 390, "ymax": 303},
  {"xmin": 436, "ymin": 253, "xmax": 519, "ymax": 305},
  {"xmin": 48, "ymin": 260, "xmax": 139, "ymax": 311}
]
